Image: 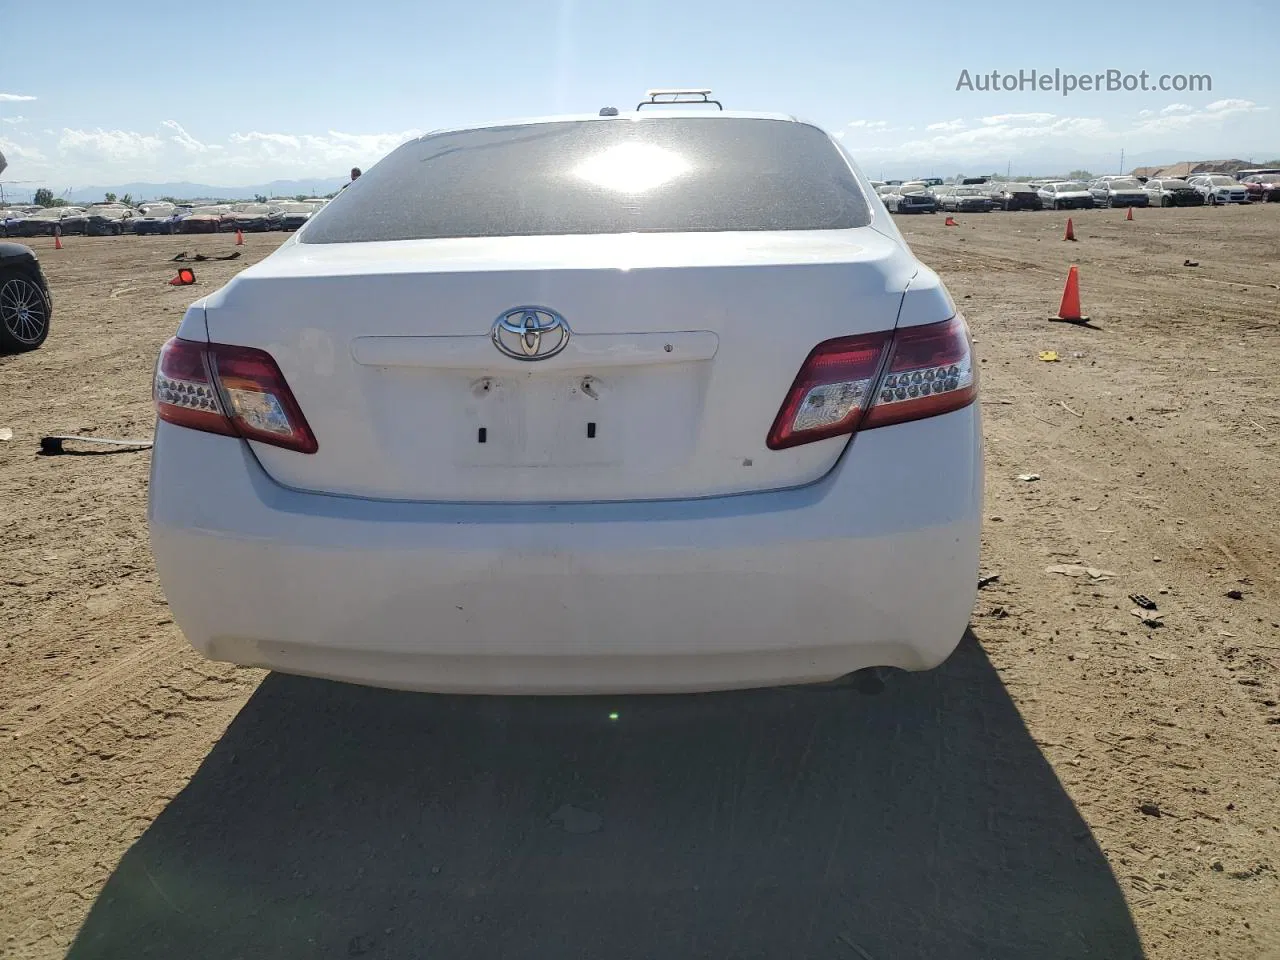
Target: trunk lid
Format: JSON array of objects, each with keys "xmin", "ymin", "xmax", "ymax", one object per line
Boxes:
[{"xmin": 202, "ymin": 229, "xmax": 917, "ymax": 503}]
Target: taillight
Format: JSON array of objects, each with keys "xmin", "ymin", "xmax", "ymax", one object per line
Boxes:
[
  {"xmin": 766, "ymin": 315, "xmax": 976, "ymax": 449},
  {"xmin": 154, "ymin": 337, "xmax": 318, "ymax": 453}
]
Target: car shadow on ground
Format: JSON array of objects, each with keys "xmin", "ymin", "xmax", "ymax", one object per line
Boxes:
[{"xmin": 68, "ymin": 632, "xmax": 1143, "ymax": 959}]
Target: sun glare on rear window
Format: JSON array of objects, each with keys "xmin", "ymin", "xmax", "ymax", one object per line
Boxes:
[{"xmin": 300, "ymin": 117, "xmax": 871, "ymax": 242}]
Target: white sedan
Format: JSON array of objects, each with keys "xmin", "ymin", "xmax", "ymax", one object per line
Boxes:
[
  {"xmin": 1188, "ymin": 175, "xmax": 1249, "ymax": 205},
  {"xmin": 148, "ymin": 105, "xmax": 983, "ymax": 695}
]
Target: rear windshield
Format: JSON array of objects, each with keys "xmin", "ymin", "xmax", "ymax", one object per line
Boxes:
[
  {"xmin": 1108, "ymin": 179, "xmax": 1142, "ymax": 190},
  {"xmin": 301, "ymin": 117, "xmax": 871, "ymax": 243}
]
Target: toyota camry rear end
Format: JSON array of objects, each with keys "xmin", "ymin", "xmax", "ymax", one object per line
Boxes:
[{"xmin": 148, "ymin": 110, "xmax": 983, "ymax": 695}]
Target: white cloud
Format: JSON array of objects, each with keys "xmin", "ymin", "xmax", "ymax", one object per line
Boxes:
[
  {"xmin": 225, "ymin": 129, "xmax": 420, "ymax": 173},
  {"xmin": 846, "ymin": 119, "xmax": 889, "ymax": 130},
  {"xmin": 1135, "ymin": 99, "xmax": 1267, "ymax": 134},
  {"xmin": 162, "ymin": 120, "xmax": 220, "ymax": 153},
  {"xmin": 58, "ymin": 127, "xmax": 165, "ymax": 164},
  {"xmin": 0, "ymin": 93, "xmax": 36, "ymax": 102},
  {"xmin": 2, "ymin": 115, "xmax": 26, "ymax": 125},
  {"xmin": 926, "ymin": 119, "xmax": 966, "ymax": 132},
  {"xmin": 0, "ymin": 136, "xmax": 46, "ymax": 165},
  {"xmin": 979, "ymin": 112, "xmax": 1055, "ymax": 126}
]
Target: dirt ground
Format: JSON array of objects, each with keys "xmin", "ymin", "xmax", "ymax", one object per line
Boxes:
[{"xmin": 1, "ymin": 209, "xmax": 1277, "ymax": 959}]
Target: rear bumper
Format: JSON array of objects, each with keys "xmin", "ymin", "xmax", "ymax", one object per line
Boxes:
[{"xmin": 149, "ymin": 407, "xmax": 983, "ymax": 694}]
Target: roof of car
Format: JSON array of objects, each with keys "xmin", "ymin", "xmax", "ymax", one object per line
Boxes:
[{"xmin": 409, "ymin": 110, "xmax": 809, "ymax": 141}]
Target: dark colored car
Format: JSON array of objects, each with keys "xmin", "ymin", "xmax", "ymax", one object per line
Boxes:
[
  {"xmin": 132, "ymin": 205, "xmax": 186, "ymax": 235},
  {"xmin": 84, "ymin": 204, "xmax": 136, "ymax": 236},
  {"xmin": 275, "ymin": 201, "xmax": 319, "ymax": 231},
  {"xmin": 987, "ymin": 183, "xmax": 1043, "ymax": 211},
  {"xmin": 1241, "ymin": 174, "xmax": 1280, "ymax": 202},
  {"xmin": 9, "ymin": 208, "xmax": 81, "ymax": 237},
  {"xmin": 885, "ymin": 182, "xmax": 937, "ymax": 213},
  {"xmin": 0, "ymin": 241, "xmax": 52, "ymax": 352},
  {"xmin": 223, "ymin": 203, "xmax": 284, "ymax": 232},
  {"xmin": 56, "ymin": 209, "xmax": 90, "ymax": 235},
  {"xmin": 177, "ymin": 206, "xmax": 231, "ymax": 233}
]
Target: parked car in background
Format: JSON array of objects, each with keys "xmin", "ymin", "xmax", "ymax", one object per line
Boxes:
[
  {"xmin": 148, "ymin": 106, "xmax": 982, "ymax": 696},
  {"xmin": 57, "ymin": 208, "xmax": 91, "ymax": 235},
  {"xmin": 1089, "ymin": 178, "xmax": 1149, "ymax": 208},
  {"xmin": 1240, "ymin": 174, "xmax": 1280, "ymax": 202},
  {"xmin": 132, "ymin": 203, "xmax": 186, "ymax": 235},
  {"xmin": 85, "ymin": 204, "xmax": 137, "ymax": 236},
  {"xmin": 939, "ymin": 186, "xmax": 992, "ymax": 212},
  {"xmin": 885, "ymin": 181, "xmax": 937, "ymax": 213},
  {"xmin": 1234, "ymin": 168, "xmax": 1280, "ymax": 182},
  {"xmin": 0, "ymin": 241, "xmax": 53, "ymax": 352},
  {"xmin": 874, "ymin": 184, "xmax": 897, "ymax": 208},
  {"xmin": 916, "ymin": 177, "xmax": 944, "ymax": 187},
  {"xmin": 1144, "ymin": 178, "xmax": 1204, "ymax": 207},
  {"xmin": 177, "ymin": 205, "xmax": 231, "ymax": 233},
  {"xmin": 225, "ymin": 203, "xmax": 284, "ymax": 233},
  {"xmin": 276, "ymin": 202, "xmax": 319, "ymax": 231},
  {"xmin": 986, "ymin": 183, "xmax": 1042, "ymax": 211},
  {"xmin": 10, "ymin": 207, "xmax": 84, "ymax": 237},
  {"xmin": 1188, "ymin": 175, "xmax": 1250, "ymax": 205},
  {"xmin": 1039, "ymin": 181, "xmax": 1094, "ymax": 210},
  {"xmin": 1, "ymin": 210, "xmax": 25, "ymax": 237}
]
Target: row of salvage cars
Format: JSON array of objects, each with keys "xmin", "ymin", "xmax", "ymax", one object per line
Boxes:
[
  {"xmin": 872, "ymin": 170, "xmax": 1280, "ymax": 214},
  {"xmin": 0, "ymin": 198, "xmax": 329, "ymax": 238}
]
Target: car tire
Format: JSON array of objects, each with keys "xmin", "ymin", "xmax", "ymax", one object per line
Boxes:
[
  {"xmin": 0, "ymin": 268, "xmax": 51, "ymax": 352},
  {"xmin": 1161, "ymin": 196, "xmax": 1171, "ymax": 207}
]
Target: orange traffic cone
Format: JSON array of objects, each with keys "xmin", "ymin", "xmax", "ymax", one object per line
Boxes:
[
  {"xmin": 235, "ymin": 229, "xmax": 244, "ymax": 246},
  {"xmin": 944, "ymin": 216, "xmax": 957, "ymax": 227},
  {"xmin": 1126, "ymin": 207, "xmax": 1134, "ymax": 221},
  {"xmin": 54, "ymin": 227, "xmax": 63, "ymax": 250},
  {"xmin": 1049, "ymin": 265, "xmax": 1090, "ymax": 325},
  {"xmin": 1064, "ymin": 217, "xmax": 1076, "ymax": 241},
  {"xmin": 168, "ymin": 267, "xmax": 196, "ymax": 286}
]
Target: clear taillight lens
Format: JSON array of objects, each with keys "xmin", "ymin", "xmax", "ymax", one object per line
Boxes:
[
  {"xmin": 154, "ymin": 337, "xmax": 318, "ymax": 453},
  {"xmin": 767, "ymin": 316, "xmax": 976, "ymax": 449}
]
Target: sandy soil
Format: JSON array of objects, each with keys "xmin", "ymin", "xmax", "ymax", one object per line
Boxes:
[{"xmin": 1, "ymin": 210, "xmax": 1278, "ymax": 959}]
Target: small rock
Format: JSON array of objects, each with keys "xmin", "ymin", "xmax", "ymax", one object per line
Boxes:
[
  {"xmin": 1139, "ymin": 802, "xmax": 1163, "ymax": 818},
  {"xmin": 1226, "ymin": 590, "xmax": 1244, "ymax": 600},
  {"xmin": 1211, "ymin": 860, "xmax": 1224, "ymax": 872}
]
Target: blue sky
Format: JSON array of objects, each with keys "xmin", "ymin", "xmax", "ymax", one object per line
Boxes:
[{"xmin": 1, "ymin": 0, "xmax": 1275, "ymax": 191}]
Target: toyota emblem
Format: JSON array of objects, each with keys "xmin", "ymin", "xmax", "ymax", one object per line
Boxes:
[{"xmin": 491, "ymin": 307, "xmax": 571, "ymax": 361}]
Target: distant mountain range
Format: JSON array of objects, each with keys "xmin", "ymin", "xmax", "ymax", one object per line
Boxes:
[{"xmin": 45, "ymin": 178, "xmax": 349, "ymax": 204}]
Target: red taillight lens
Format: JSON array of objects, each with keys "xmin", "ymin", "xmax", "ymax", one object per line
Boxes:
[
  {"xmin": 154, "ymin": 337, "xmax": 318, "ymax": 453},
  {"xmin": 767, "ymin": 316, "xmax": 976, "ymax": 449}
]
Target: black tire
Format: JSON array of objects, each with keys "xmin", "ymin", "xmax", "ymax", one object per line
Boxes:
[
  {"xmin": 1161, "ymin": 196, "xmax": 1171, "ymax": 207},
  {"xmin": 0, "ymin": 268, "xmax": 51, "ymax": 352}
]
